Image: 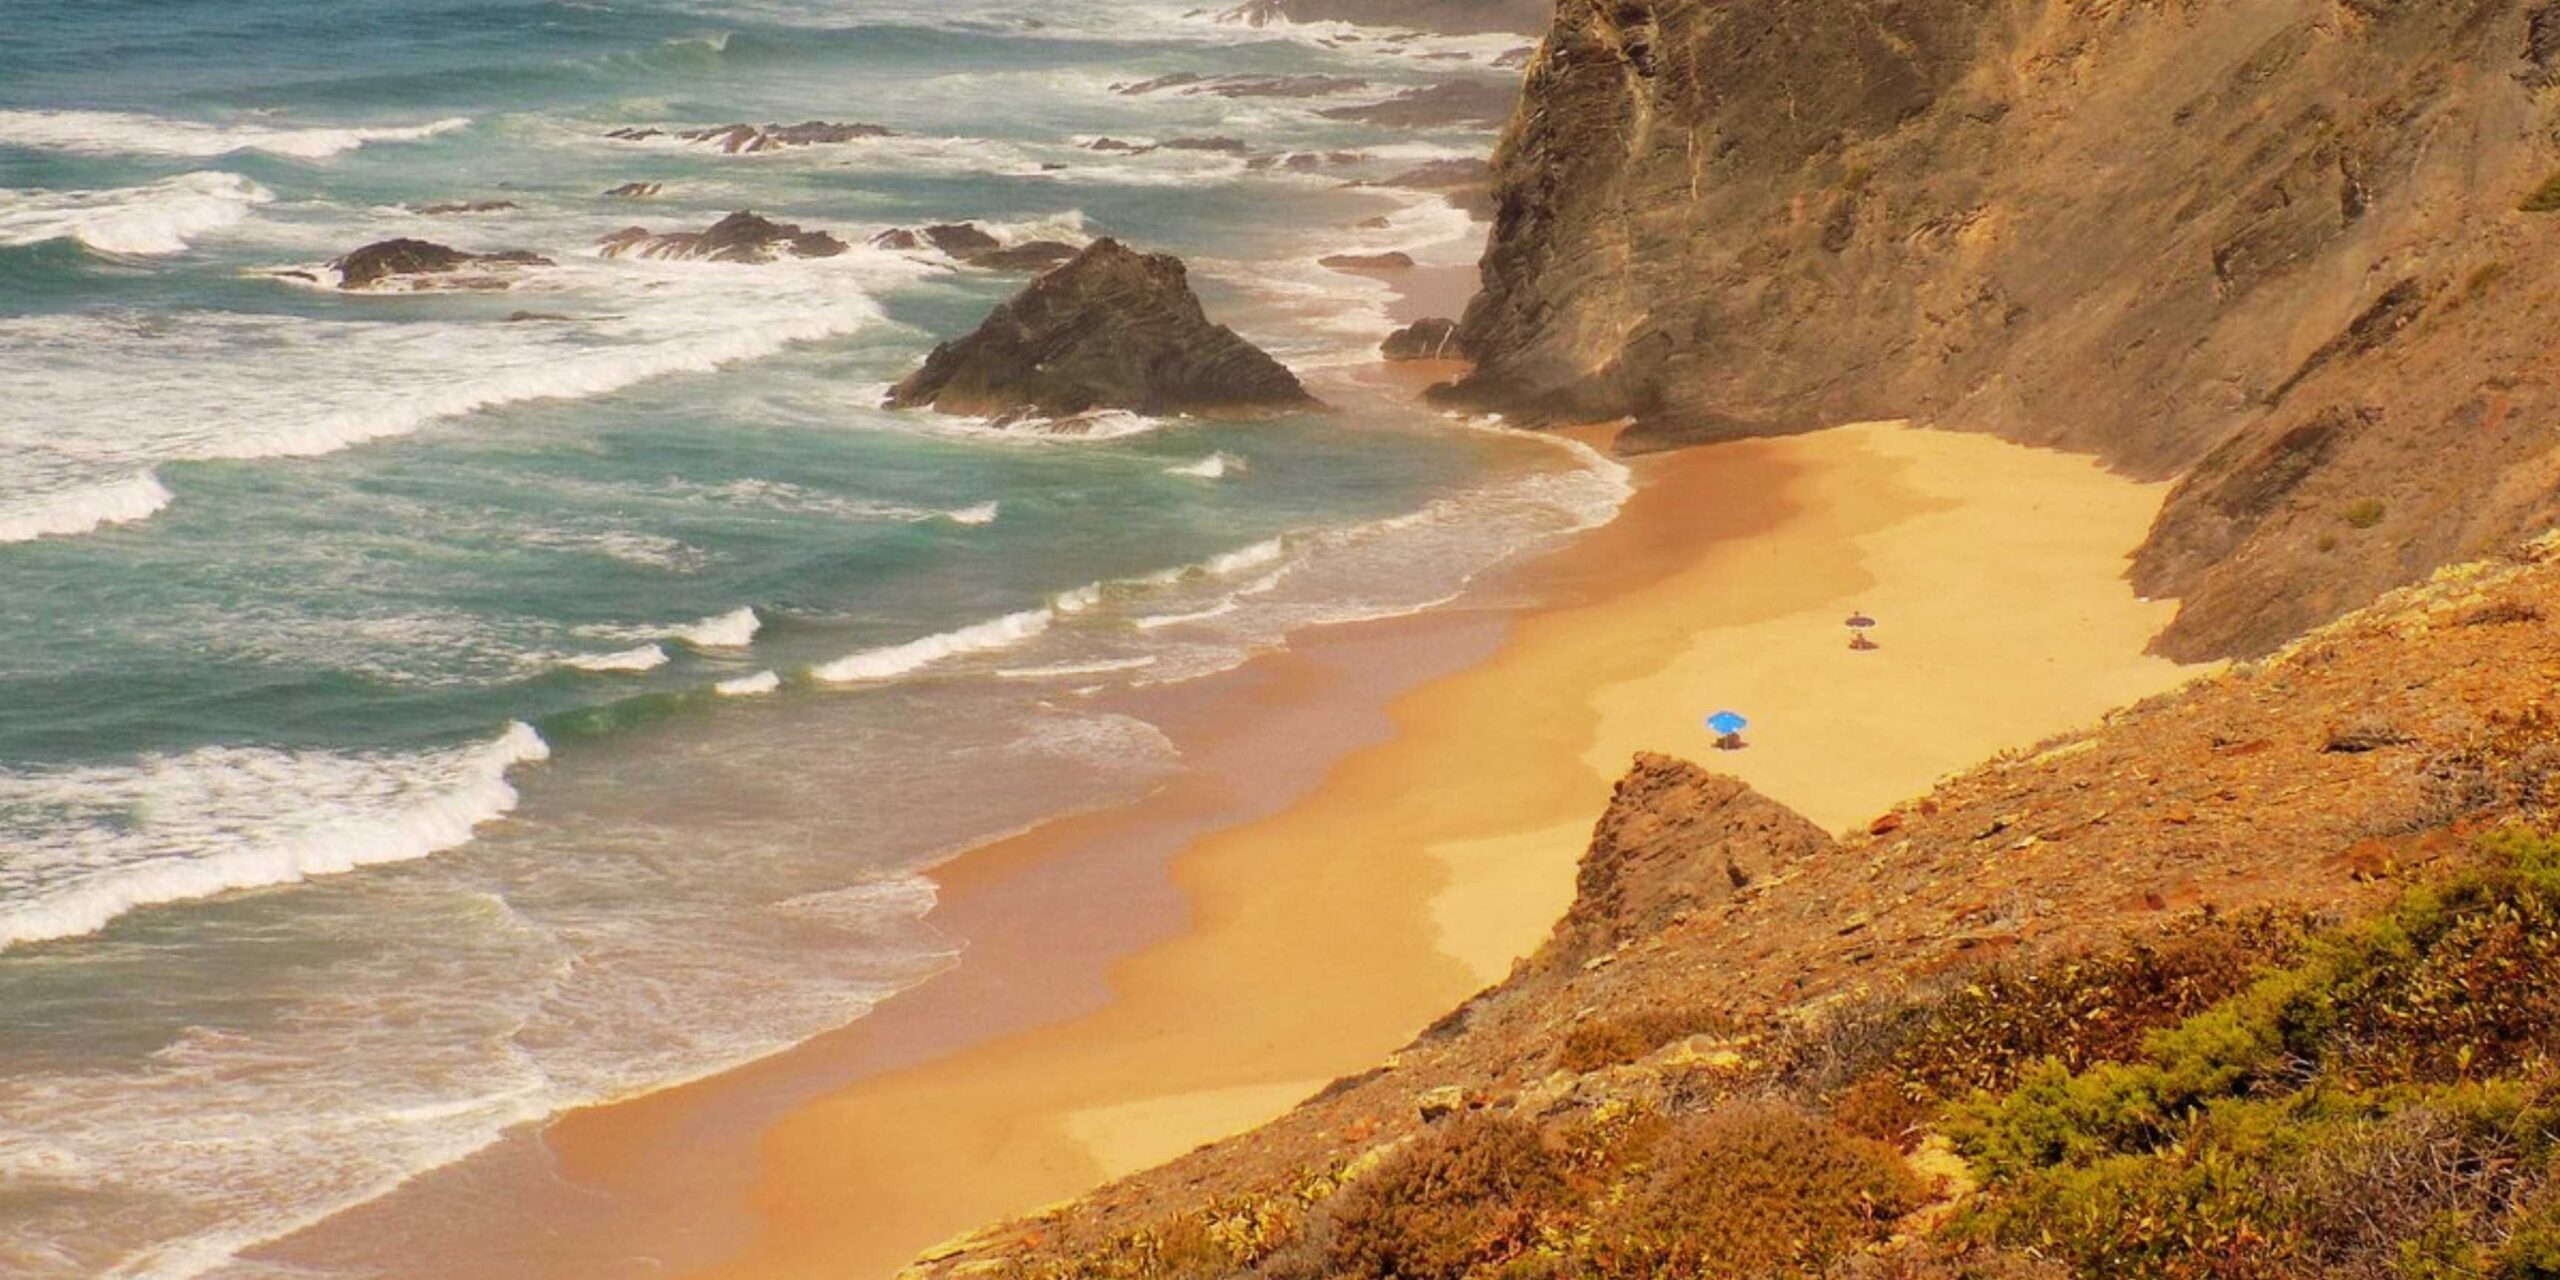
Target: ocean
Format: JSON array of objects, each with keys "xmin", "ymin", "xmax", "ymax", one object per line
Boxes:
[{"xmin": 0, "ymin": 2, "xmax": 1614, "ymax": 1275}]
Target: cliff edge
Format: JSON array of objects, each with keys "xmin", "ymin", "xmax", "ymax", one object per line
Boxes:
[{"xmin": 1451, "ymin": 0, "xmax": 2560, "ymax": 659}]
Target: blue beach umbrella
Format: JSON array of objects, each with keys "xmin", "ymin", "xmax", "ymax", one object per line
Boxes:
[{"xmin": 1705, "ymin": 710, "xmax": 1749, "ymax": 736}]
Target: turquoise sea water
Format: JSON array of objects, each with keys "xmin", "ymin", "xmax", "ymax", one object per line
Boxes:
[{"xmin": 0, "ymin": 3, "xmax": 1607, "ymax": 1275}]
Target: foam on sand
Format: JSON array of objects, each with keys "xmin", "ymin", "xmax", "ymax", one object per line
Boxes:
[
  {"xmin": 0, "ymin": 172, "xmax": 273, "ymax": 256},
  {"xmin": 0, "ymin": 723, "xmax": 550, "ymax": 951}
]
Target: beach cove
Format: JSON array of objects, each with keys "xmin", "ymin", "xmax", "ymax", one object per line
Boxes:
[{"xmin": 479, "ymin": 415, "xmax": 2202, "ymax": 1280}]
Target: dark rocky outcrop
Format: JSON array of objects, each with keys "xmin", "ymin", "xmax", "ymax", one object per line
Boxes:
[
  {"xmin": 1319, "ymin": 251, "xmax": 1415, "ymax": 270},
  {"xmin": 596, "ymin": 211, "xmax": 847, "ymax": 263},
  {"xmin": 1219, "ymin": 0, "xmax": 1554, "ymax": 36},
  {"xmin": 603, "ymin": 181, "xmax": 663, "ymax": 199},
  {"xmin": 330, "ymin": 239, "xmax": 552, "ymax": 291},
  {"xmin": 869, "ymin": 223, "xmax": 1083, "ymax": 272},
  {"xmin": 1318, "ymin": 78, "xmax": 1518, "ymax": 127},
  {"xmin": 1382, "ymin": 317, "xmax": 1464, "ymax": 360},
  {"xmin": 607, "ymin": 121, "xmax": 892, "ymax": 154},
  {"xmin": 1449, "ymin": 0, "xmax": 2560, "ymax": 659},
  {"xmin": 407, "ymin": 200, "xmax": 517, "ymax": 215},
  {"xmin": 886, "ymin": 238, "xmax": 1316, "ymax": 421}
]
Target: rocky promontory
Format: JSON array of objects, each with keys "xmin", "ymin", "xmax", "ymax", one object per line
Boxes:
[{"xmin": 886, "ymin": 238, "xmax": 1316, "ymax": 422}]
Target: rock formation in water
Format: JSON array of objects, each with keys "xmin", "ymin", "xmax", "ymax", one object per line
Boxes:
[
  {"xmin": 606, "ymin": 121, "xmax": 891, "ymax": 153},
  {"xmin": 1447, "ymin": 0, "xmax": 2560, "ymax": 660},
  {"xmin": 1319, "ymin": 77, "xmax": 1518, "ymax": 126},
  {"xmin": 868, "ymin": 223, "xmax": 1083, "ymax": 272},
  {"xmin": 1381, "ymin": 317, "xmax": 1463, "ymax": 360},
  {"xmin": 886, "ymin": 238, "xmax": 1316, "ymax": 421},
  {"xmin": 330, "ymin": 239, "xmax": 552, "ymax": 290},
  {"xmin": 595, "ymin": 211, "xmax": 847, "ymax": 262}
]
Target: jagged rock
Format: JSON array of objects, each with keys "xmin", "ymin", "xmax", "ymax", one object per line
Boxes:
[
  {"xmin": 1319, "ymin": 79, "xmax": 1517, "ymax": 127},
  {"xmin": 1542, "ymin": 755, "xmax": 1835, "ymax": 972},
  {"xmin": 886, "ymin": 238, "xmax": 1317, "ymax": 420},
  {"xmin": 408, "ymin": 200, "xmax": 517, "ymax": 215},
  {"xmin": 968, "ymin": 240, "xmax": 1080, "ymax": 271},
  {"xmin": 329, "ymin": 239, "xmax": 552, "ymax": 291},
  {"xmin": 1320, "ymin": 251, "xmax": 1415, "ymax": 270},
  {"xmin": 1381, "ymin": 317, "xmax": 1463, "ymax": 360},
  {"xmin": 871, "ymin": 224, "xmax": 1083, "ymax": 272},
  {"xmin": 596, "ymin": 211, "xmax": 847, "ymax": 263},
  {"xmin": 1087, "ymin": 137, "xmax": 1148, "ymax": 152},
  {"xmin": 603, "ymin": 181, "xmax": 663, "ymax": 198},
  {"xmin": 610, "ymin": 121, "xmax": 892, "ymax": 154}
]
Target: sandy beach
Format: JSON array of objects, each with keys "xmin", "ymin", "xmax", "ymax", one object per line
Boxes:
[{"xmin": 511, "ymin": 412, "xmax": 2200, "ymax": 1280}]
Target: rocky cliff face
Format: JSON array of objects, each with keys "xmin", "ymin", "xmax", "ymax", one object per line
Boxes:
[{"xmin": 1453, "ymin": 0, "xmax": 2560, "ymax": 658}]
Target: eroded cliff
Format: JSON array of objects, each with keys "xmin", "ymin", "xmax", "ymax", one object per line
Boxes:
[{"xmin": 1452, "ymin": 0, "xmax": 2560, "ymax": 658}]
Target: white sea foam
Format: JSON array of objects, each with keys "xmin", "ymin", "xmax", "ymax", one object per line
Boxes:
[
  {"xmin": 1133, "ymin": 599, "xmax": 1241, "ymax": 630},
  {"xmin": 673, "ymin": 606, "xmax": 760, "ymax": 649},
  {"xmin": 564, "ymin": 644, "xmax": 668, "ymax": 673},
  {"xmin": 0, "ymin": 249, "xmax": 926, "ymax": 543},
  {"xmin": 0, "ymin": 173, "xmax": 273, "ymax": 256},
  {"xmin": 0, "ymin": 471, "xmax": 173, "ymax": 543},
  {"xmin": 0, "ymin": 723, "xmax": 549, "ymax": 951},
  {"xmin": 1163, "ymin": 452, "xmax": 1238, "ymax": 479},
  {"xmin": 994, "ymin": 656, "xmax": 1159, "ymax": 680},
  {"xmin": 942, "ymin": 500, "xmax": 1000, "ymax": 525},
  {"xmin": 715, "ymin": 670, "xmax": 783, "ymax": 696},
  {"xmin": 0, "ymin": 110, "xmax": 470, "ymax": 159},
  {"xmin": 1204, "ymin": 536, "xmax": 1287, "ymax": 576},
  {"xmin": 811, "ymin": 607, "xmax": 1054, "ymax": 683}
]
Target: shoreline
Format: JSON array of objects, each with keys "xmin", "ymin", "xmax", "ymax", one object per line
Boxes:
[{"xmin": 528, "ymin": 419, "xmax": 2196, "ymax": 1280}]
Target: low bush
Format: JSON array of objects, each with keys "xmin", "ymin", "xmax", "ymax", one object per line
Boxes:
[
  {"xmin": 1316, "ymin": 1113, "xmax": 1574, "ymax": 1280},
  {"xmin": 1581, "ymin": 1101, "xmax": 1926, "ymax": 1279},
  {"xmin": 1556, "ymin": 1004, "xmax": 1732, "ymax": 1073}
]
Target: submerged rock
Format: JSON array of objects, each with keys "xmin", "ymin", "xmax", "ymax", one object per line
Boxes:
[
  {"xmin": 408, "ymin": 200, "xmax": 518, "ymax": 215},
  {"xmin": 1382, "ymin": 317, "xmax": 1464, "ymax": 361},
  {"xmin": 330, "ymin": 238, "xmax": 553, "ymax": 291},
  {"xmin": 596, "ymin": 211, "xmax": 847, "ymax": 263},
  {"xmin": 887, "ymin": 238, "xmax": 1316, "ymax": 420},
  {"xmin": 1114, "ymin": 72, "xmax": 1367, "ymax": 98},
  {"xmin": 603, "ymin": 181, "xmax": 663, "ymax": 198}
]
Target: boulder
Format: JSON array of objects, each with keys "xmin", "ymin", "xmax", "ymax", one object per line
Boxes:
[
  {"xmin": 596, "ymin": 211, "xmax": 847, "ymax": 263},
  {"xmin": 887, "ymin": 238, "xmax": 1316, "ymax": 420},
  {"xmin": 1381, "ymin": 317, "xmax": 1464, "ymax": 360},
  {"xmin": 330, "ymin": 238, "xmax": 553, "ymax": 291}
]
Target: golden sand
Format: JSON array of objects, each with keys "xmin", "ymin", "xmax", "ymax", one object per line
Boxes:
[{"xmin": 567, "ymin": 419, "xmax": 2205, "ymax": 1280}]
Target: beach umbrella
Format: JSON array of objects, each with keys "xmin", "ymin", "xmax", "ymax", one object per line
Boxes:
[
  {"xmin": 1705, "ymin": 710, "xmax": 1748, "ymax": 736},
  {"xmin": 1845, "ymin": 612, "xmax": 1877, "ymax": 629}
]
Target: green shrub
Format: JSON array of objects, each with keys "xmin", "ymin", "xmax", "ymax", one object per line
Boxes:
[
  {"xmin": 2345, "ymin": 498, "xmax": 2388, "ymax": 529},
  {"xmin": 2520, "ymin": 174, "xmax": 2560, "ymax": 213}
]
